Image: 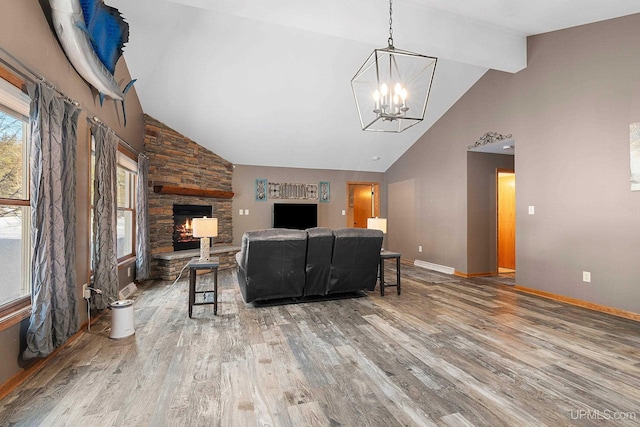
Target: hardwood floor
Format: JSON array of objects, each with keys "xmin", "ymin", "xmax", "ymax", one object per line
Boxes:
[{"xmin": 1, "ymin": 265, "xmax": 639, "ymax": 426}]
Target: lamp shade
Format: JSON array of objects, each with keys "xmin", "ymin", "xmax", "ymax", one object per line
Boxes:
[
  {"xmin": 367, "ymin": 217, "xmax": 387, "ymax": 234},
  {"xmin": 192, "ymin": 217, "xmax": 218, "ymax": 238}
]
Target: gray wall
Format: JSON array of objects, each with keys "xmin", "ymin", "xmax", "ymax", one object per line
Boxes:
[
  {"xmin": 386, "ymin": 14, "xmax": 640, "ymax": 313},
  {"xmin": 0, "ymin": 0, "xmax": 144, "ymax": 386},
  {"xmin": 232, "ymin": 165, "xmax": 384, "ymax": 246},
  {"xmin": 385, "ymin": 105, "xmax": 470, "ymax": 270},
  {"xmin": 387, "ymin": 178, "xmax": 418, "ymax": 255}
]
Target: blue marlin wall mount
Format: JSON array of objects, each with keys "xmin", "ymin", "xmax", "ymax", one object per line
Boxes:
[{"xmin": 49, "ymin": 0, "xmax": 136, "ymax": 125}]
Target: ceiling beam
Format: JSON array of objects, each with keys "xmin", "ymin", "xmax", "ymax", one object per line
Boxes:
[{"xmin": 164, "ymin": 0, "xmax": 527, "ymax": 73}]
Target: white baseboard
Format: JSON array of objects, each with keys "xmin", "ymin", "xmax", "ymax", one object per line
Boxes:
[{"xmin": 414, "ymin": 260, "xmax": 455, "ymax": 275}]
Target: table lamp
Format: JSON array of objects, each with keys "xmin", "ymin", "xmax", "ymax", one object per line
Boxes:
[
  {"xmin": 192, "ymin": 216, "xmax": 218, "ymax": 261},
  {"xmin": 367, "ymin": 217, "xmax": 387, "ymax": 251}
]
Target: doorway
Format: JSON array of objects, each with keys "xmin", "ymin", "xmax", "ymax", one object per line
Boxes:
[
  {"xmin": 497, "ymin": 171, "xmax": 515, "ymax": 272},
  {"xmin": 347, "ymin": 182, "xmax": 380, "ymax": 228}
]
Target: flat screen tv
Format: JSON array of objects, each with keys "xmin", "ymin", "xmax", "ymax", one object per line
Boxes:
[{"xmin": 273, "ymin": 203, "xmax": 318, "ymax": 230}]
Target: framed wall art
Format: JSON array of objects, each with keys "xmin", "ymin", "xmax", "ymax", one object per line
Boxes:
[
  {"xmin": 268, "ymin": 182, "xmax": 318, "ymax": 200},
  {"xmin": 255, "ymin": 178, "xmax": 268, "ymax": 201},
  {"xmin": 319, "ymin": 181, "xmax": 330, "ymax": 203},
  {"xmin": 631, "ymin": 123, "xmax": 640, "ymax": 191}
]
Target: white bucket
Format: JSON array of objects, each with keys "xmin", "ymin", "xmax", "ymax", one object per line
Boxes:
[{"xmin": 110, "ymin": 299, "xmax": 135, "ymax": 339}]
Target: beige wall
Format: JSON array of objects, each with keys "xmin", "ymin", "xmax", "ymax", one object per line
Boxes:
[
  {"xmin": 0, "ymin": 0, "xmax": 144, "ymax": 385},
  {"xmin": 386, "ymin": 14, "xmax": 640, "ymax": 313},
  {"xmin": 232, "ymin": 165, "xmax": 384, "ymax": 245}
]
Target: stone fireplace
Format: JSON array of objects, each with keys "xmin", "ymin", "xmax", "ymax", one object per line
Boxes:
[{"xmin": 144, "ymin": 115, "xmax": 239, "ymax": 280}]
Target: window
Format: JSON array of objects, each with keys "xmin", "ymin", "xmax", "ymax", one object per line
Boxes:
[
  {"xmin": 0, "ymin": 77, "xmax": 31, "ymax": 317},
  {"xmin": 90, "ymin": 138, "xmax": 137, "ymax": 268},
  {"xmin": 116, "ymin": 153, "xmax": 137, "ymax": 260}
]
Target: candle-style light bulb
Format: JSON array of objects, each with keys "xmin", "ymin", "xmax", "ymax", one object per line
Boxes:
[
  {"xmin": 379, "ymin": 83, "xmax": 389, "ymax": 113},
  {"xmin": 394, "ymin": 82, "xmax": 402, "ymax": 95},
  {"xmin": 373, "ymin": 90, "xmax": 381, "ymax": 112},
  {"xmin": 400, "ymin": 88, "xmax": 409, "ymax": 113}
]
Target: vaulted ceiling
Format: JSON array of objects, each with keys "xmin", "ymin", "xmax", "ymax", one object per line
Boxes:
[{"xmin": 108, "ymin": 0, "xmax": 640, "ymax": 172}]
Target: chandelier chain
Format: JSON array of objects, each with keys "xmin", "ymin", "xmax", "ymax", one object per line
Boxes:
[{"xmin": 388, "ymin": 0, "xmax": 394, "ymax": 47}]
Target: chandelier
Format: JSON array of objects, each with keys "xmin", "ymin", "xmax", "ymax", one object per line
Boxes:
[{"xmin": 351, "ymin": 0, "xmax": 437, "ymax": 133}]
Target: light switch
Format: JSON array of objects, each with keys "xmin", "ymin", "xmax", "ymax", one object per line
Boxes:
[
  {"xmin": 244, "ymin": 209, "xmax": 249, "ymax": 215},
  {"xmin": 239, "ymin": 209, "xmax": 244, "ymax": 215},
  {"xmin": 528, "ymin": 206, "xmax": 535, "ymax": 215},
  {"xmin": 341, "ymin": 210, "xmax": 346, "ymax": 216}
]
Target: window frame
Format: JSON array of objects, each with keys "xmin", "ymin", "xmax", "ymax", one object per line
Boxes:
[
  {"xmin": 116, "ymin": 150, "xmax": 137, "ymax": 263},
  {"xmin": 0, "ymin": 73, "xmax": 32, "ymax": 322}
]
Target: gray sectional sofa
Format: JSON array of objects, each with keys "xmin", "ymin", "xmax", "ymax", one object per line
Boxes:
[{"xmin": 235, "ymin": 227, "xmax": 383, "ymax": 303}]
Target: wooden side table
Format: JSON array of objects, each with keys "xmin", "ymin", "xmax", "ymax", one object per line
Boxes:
[
  {"xmin": 187, "ymin": 257, "xmax": 219, "ymax": 317},
  {"xmin": 379, "ymin": 250, "xmax": 401, "ymax": 296}
]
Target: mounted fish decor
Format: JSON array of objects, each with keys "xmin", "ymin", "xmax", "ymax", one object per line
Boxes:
[{"xmin": 49, "ymin": 0, "xmax": 136, "ymax": 124}]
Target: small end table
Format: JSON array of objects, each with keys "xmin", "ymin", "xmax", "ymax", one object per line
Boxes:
[
  {"xmin": 379, "ymin": 250, "xmax": 401, "ymax": 296},
  {"xmin": 187, "ymin": 257, "xmax": 219, "ymax": 318}
]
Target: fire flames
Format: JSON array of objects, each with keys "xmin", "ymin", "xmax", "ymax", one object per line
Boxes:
[{"xmin": 175, "ymin": 218, "xmax": 195, "ymax": 243}]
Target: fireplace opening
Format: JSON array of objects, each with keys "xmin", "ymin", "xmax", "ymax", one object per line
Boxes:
[{"xmin": 173, "ymin": 204, "xmax": 213, "ymax": 251}]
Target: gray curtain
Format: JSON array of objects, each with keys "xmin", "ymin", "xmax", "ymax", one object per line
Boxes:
[
  {"xmin": 135, "ymin": 153, "xmax": 150, "ymax": 280},
  {"xmin": 24, "ymin": 83, "xmax": 80, "ymax": 359},
  {"xmin": 91, "ymin": 123, "xmax": 118, "ymax": 309}
]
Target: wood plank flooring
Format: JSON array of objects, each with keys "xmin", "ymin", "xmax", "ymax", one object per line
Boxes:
[{"xmin": 1, "ymin": 265, "xmax": 639, "ymax": 426}]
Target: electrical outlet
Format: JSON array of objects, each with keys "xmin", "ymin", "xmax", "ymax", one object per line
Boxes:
[
  {"xmin": 83, "ymin": 284, "xmax": 91, "ymax": 299},
  {"xmin": 583, "ymin": 271, "xmax": 591, "ymax": 283},
  {"xmin": 418, "ymin": 245, "xmax": 423, "ymax": 252}
]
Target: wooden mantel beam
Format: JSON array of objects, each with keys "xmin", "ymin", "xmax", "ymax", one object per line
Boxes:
[{"xmin": 153, "ymin": 185, "xmax": 234, "ymax": 199}]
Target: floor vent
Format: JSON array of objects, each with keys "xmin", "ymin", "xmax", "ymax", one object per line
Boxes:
[
  {"xmin": 119, "ymin": 282, "xmax": 138, "ymax": 300},
  {"xmin": 414, "ymin": 260, "xmax": 455, "ymax": 275}
]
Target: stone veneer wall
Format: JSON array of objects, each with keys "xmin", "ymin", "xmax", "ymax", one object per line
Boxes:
[{"xmin": 144, "ymin": 114, "xmax": 234, "ymax": 278}]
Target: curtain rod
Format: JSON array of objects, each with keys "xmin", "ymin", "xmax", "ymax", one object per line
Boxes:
[
  {"xmin": 0, "ymin": 46, "xmax": 79, "ymax": 107},
  {"xmin": 0, "ymin": 46, "xmax": 145, "ymax": 158},
  {"xmin": 88, "ymin": 116, "xmax": 144, "ymax": 157}
]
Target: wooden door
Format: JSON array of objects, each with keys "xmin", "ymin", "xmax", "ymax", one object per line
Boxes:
[
  {"xmin": 353, "ymin": 185, "xmax": 372, "ymax": 228},
  {"xmin": 347, "ymin": 182, "xmax": 380, "ymax": 228},
  {"xmin": 497, "ymin": 172, "xmax": 516, "ymax": 270}
]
